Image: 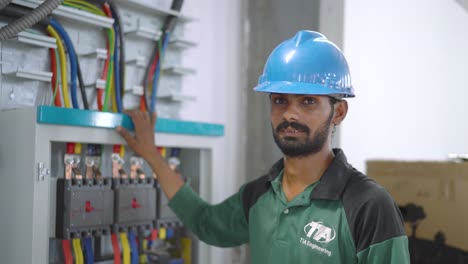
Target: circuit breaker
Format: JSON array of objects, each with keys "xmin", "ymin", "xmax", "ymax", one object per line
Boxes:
[
  {"xmin": 56, "ymin": 178, "xmax": 114, "ymax": 239},
  {"xmin": 156, "ymin": 182, "xmax": 180, "ymax": 226},
  {"xmin": 113, "ymin": 178, "xmax": 157, "ymax": 231}
]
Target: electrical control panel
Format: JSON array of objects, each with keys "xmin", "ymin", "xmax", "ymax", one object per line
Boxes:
[
  {"xmin": 0, "ymin": 0, "xmax": 227, "ymax": 263},
  {"xmin": 0, "ymin": 106, "xmax": 224, "ymax": 264}
]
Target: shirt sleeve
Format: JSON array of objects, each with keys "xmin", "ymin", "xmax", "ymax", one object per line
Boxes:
[
  {"xmin": 168, "ymin": 183, "xmax": 249, "ymax": 247},
  {"xmin": 356, "ymin": 236, "xmax": 409, "ymax": 264},
  {"xmin": 343, "ymin": 177, "xmax": 410, "ymax": 264}
]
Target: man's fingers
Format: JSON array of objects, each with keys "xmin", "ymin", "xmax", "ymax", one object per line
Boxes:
[
  {"xmin": 151, "ymin": 111, "xmax": 157, "ymax": 128},
  {"xmin": 116, "ymin": 126, "xmax": 136, "ymax": 147}
]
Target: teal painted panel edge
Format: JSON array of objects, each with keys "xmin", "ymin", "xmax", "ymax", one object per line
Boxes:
[{"xmin": 36, "ymin": 106, "xmax": 224, "ymax": 137}]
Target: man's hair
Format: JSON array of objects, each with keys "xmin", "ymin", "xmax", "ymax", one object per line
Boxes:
[{"xmin": 328, "ymin": 96, "xmax": 341, "ymax": 108}]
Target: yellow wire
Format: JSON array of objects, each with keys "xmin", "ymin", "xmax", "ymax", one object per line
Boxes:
[
  {"xmin": 159, "ymin": 228, "xmax": 166, "ymax": 240},
  {"xmin": 119, "ymin": 145, "xmax": 125, "ymax": 158},
  {"xmin": 47, "ymin": 26, "xmax": 71, "ymax": 108},
  {"xmin": 65, "ymin": 0, "xmax": 105, "ymax": 15},
  {"xmin": 120, "ymin": 233, "xmax": 131, "ymax": 264},
  {"xmin": 139, "ymin": 239, "xmax": 148, "ymax": 264},
  {"xmin": 72, "ymin": 238, "xmax": 84, "ymax": 264}
]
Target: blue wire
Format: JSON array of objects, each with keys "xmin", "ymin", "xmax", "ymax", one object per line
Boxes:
[
  {"xmin": 113, "ymin": 17, "xmax": 123, "ymax": 113},
  {"xmin": 128, "ymin": 231, "xmax": 139, "ymax": 264},
  {"xmin": 150, "ymin": 32, "xmax": 171, "ymax": 113},
  {"xmin": 146, "ymin": 239, "xmax": 153, "ymax": 263},
  {"xmin": 83, "ymin": 237, "xmax": 94, "ymax": 264},
  {"xmin": 49, "ymin": 19, "xmax": 79, "ymax": 109}
]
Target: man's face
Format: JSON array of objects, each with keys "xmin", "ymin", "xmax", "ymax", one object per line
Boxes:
[{"xmin": 270, "ymin": 94, "xmax": 335, "ymax": 158}]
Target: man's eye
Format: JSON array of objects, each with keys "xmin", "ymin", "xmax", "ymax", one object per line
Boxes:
[
  {"xmin": 303, "ymin": 98, "xmax": 317, "ymax": 104},
  {"xmin": 273, "ymin": 98, "xmax": 286, "ymax": 104}
]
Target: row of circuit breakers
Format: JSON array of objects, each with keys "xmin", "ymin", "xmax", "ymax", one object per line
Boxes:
[{"xmin": 56, "ymin": 144, "xmax": 181, "ymax": 241}]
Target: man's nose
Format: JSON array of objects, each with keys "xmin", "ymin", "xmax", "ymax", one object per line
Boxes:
[{"xmin": 283, "ymin": 102, "xmax": 300, "ymax": 122}]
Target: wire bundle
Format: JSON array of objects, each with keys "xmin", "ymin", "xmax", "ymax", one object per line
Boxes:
[
  {"xmin": 142, "ymin": 0, "xmax": 184, "ymax": 113},
  {"xmin": 62, "ymin": 0, "xmax": 125, "ymax": 112}
]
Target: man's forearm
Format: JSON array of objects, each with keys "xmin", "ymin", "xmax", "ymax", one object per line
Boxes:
[{"xmin": 148, "ymin": 154, "xmax": 185, "ymax": 200}]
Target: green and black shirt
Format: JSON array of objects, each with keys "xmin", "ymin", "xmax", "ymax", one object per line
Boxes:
[{"xmin": 169, "ymin": 149, "xmax": 410, "ymax": 263}]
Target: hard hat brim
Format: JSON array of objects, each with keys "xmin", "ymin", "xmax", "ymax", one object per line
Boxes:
[{"xmin": 254, "ymin": 81, "xmax": 355, "ymax": 97}]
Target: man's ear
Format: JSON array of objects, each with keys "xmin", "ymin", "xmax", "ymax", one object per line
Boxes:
[{"xmin": 332, "ymin": 100, "xmax": 348, "ymax": 126}]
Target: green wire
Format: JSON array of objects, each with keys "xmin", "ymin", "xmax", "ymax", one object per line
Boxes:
[
  {"xmin": 50, "ymin": 48, "xmax": 60, "ymax": 106},
  {"xmin": 63, "ymin": 1, "xmax": 104, "ymax": 16},
  {"xmin": 63, "ymin": 0, "xmax": 114, "ymax": 112},
  {"xmin": 103, "ymin": 26, "xmax": 115, "ymax": 112}
]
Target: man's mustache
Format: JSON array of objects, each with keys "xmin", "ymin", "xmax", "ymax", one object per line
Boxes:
[{"xmin": 276, "ymin": 121, "xmax": 310, "ymax": 134}]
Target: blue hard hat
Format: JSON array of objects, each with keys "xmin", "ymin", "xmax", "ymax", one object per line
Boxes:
[{"xmin": 254, "ymin": 30, "xmax": 355, "ymax": 98}]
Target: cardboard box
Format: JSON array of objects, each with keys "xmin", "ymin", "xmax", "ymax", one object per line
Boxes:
[{"xmin": 366, "ymin": 160, "xmax": 468, "ymax": 251}]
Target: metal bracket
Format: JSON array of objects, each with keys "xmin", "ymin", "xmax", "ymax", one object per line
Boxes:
[{"xmin": 37, "ymin": 162, "xmax": 50, "ymax": 181}]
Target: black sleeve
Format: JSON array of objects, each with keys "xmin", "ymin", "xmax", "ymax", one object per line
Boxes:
[{"xmin": 343, "ymin": 173, "xmax": 406, "ymax": 252}]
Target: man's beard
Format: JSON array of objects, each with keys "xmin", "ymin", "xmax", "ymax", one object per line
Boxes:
[{"xmin": 272, "ymin": 111, "xmax": 334, "ymax": 158}]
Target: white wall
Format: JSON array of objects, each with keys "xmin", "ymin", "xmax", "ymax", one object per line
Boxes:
[
  {"xmin": 341, "ymin": 0, "xmax": 468, "ymax": 172},
  {"xmin": 179, "ymin": 1, "xmax": 247, "ymax": 263}
]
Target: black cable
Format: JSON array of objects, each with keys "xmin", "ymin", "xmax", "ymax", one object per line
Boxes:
[
  {"xmin": 76, "ymin": 56, "xmax": 89, "ymax": 109},
  {"xmin": 0, "ymin": 0, "xmax": 13, "ymax": 11},
  {"xmin": 0, "ymin": 4, "xmax": 50, "ymax": 26},
  {"xmin": 0, "ymin": 0, "xmax": 62, "ymax": 40},
  {"xmin": 107, "ymin": 1, "xmax": 125, "ymax": 105},
  {"xmin": 142, "ymin": 0, "xmax": 184, "ymax": 110}
]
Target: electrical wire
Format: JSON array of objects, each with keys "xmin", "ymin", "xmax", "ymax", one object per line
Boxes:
[
  {"xmin": 111, "ymin": 234, "xmax": 121, "ymax": 264},
  {"xmin": 142, "ymin": 0, "xmax": 184, "ymax": 111},
  {"xmin": 64, "ymin": 0, "xmax": 110, "ymax": 111},
  {"xmin": 49, "ymin": 47, "xmax": 61, "ymax": 106},
  {"xmin": 150, "ymin": 32, "xmax": 170, "ymax": 113},
  {"xmin": 53, "ymin": 48, "xmax": 61, "ymax": 106},
  {"xmin": 64, "ymin": 0, "xmax": 103, "ymax": 14},
  {"xmin": 107, "ymin": 2, "xmax": 125, "ymax": 100},
  {"xmin": 84, "ymin": 237, "xmax": 94, "ymax": 264},
  {"xmin": 72, "ymin": 238, "xmax": 84, "ymax": 264},
  {"xmin": 111, "ymin": 9, "xmax": 122, "ymax": 113},
  {"xmin": 144, "ymin": 40, "xmax": 160, "ymax": 112},
  {"xmin": 142, "ymin": 38, "xmax": 160, "ymax": 111},
  {"xmin": 102, "ymin": 3, "xmax": 115, "ymax": 112},
  {"xmin": 120, "ymin": 233, "xmax": 131, "ymax": 264},
  {"xmin": 61, "ymin": 240, "xmax": 73, "ymax": 264},
  {"xmin": 76, "ymin": 55, "xmax": 89, "ymax": 109},
  {"xmin": 140, "ymin": 239, "xmax": 147, "ymax": 264},
  {"xmin": 47, "ymin": 25, "xmax": 71, "ymax": 108},
  {"xmin": 0, "ymin": 0, "xmax": 62, "ymax": 41},
  {"xmin": 49, "ymin": 18, "xmax": 79, "ymax": 109},
  {"xmin": 128, "ymin": 232, "xmax": 138, "ymax": 264}
]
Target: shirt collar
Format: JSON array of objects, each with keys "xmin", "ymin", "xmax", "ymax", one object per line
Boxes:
[{"xmin": 265, "ymin": 148, "xmax": 352, "ymax": 201}]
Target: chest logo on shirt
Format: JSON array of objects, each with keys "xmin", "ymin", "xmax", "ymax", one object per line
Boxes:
[{"xmin": 303, "ymin": 221, "xmax": 336, "ymax": 243}]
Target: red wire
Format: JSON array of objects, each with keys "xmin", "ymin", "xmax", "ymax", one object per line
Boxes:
[
  {"xmin": 61, "ymin": 240, "xmax": 73, "ymax": 264},
  {"xmin": 98, "ymin": 4, "xmax": 113, "ymax": 111},
  {"xmin": 140, "ymin": 51, "xmax": 159, "ymax": 110},
  {"xmin": 139, "ymin": 96, "xmax": 146, "ymax": 111},
  {"xmin": 111, "ymin": 234, "xmax": 121, "ymax": 264},
  {"xmin": 49, "ymin": 48, "xmax": 62, "ymax": 107}
]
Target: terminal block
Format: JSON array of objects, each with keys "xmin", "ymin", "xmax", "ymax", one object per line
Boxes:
[
  {"xmin": 113, "ymin": 178, "xmax": 157, "ymax": 232},
  {"xmin": 56, "ymin": 178, "xmax": 114, "ymax": 239}
]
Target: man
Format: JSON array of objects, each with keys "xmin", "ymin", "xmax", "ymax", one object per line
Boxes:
[{"xmin": 117, "ymin": 30, "xmax": 410, "ymax": 263}]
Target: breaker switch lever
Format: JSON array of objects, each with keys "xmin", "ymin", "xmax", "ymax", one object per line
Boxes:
[
  {"xmin": 132, "ymin": 198, "xmax": 141, "ymax": 209},
  {"xmin": 85, "ymin": 200, "xmax": 95, "ymax": 213}
]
